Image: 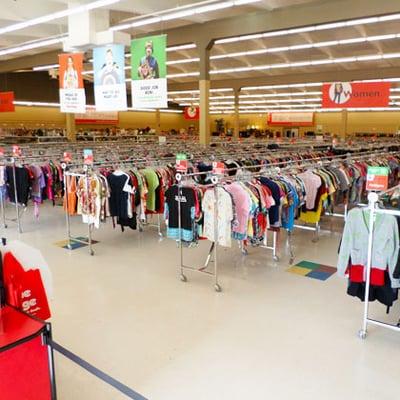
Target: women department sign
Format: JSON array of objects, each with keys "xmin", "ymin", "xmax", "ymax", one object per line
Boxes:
[{"xmin": 131, "ymin": 35, "xmax": 167, "ymax": 109}]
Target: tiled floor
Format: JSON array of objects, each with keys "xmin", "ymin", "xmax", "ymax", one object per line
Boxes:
[{"xmin": 2, "ymin": 204, "xmax": 400, "ymax": 399}]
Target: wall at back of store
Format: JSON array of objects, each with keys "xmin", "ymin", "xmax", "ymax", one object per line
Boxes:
[{"xmin": 0, "ymin": 107, "xmax": 399, "ymax": 136}]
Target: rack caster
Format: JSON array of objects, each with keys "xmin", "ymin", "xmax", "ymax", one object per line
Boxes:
[
  {"xmin": 139, "ymin": 225, "xmax": 143, "ymax": 232},
  {"xmin": 180, "ymin": 274, "xmax": 187, "ymax": 282},
  {"xmin": 289, "ymin": 257, "xmax": 294, "ymax": 265},
  {"xmin": 90, "ymin": 250, "xmax": 94, "ymax": 256},
  {"xmin": 67, "ymin": 244, "xmax": 72, "ymax": 250},
  {"xmin": 312, "ymin": 237, "xmax": 319, "ymax": 243},
  {"xmin": 241, "ymin": 248, "xmax": 248, "ymax": 256},
  {"xmin": 214, "ymin": 284, "xmax": 222, "ymax": 292},
  {"xmin": 273, "ymin": 255, "xmax": 279, "ymax": 262},
  {"xmin": 358, "ymin": 330, "xmax": 367, "ymax": 340}
]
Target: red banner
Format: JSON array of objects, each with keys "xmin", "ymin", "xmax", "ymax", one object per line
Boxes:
[
  {"xmin": 184, "ymin": 106, "xmax": 200, "ymax": 120},
  {"xmin": 0, "ymin": 92, "xmax": 15, "ymax": 112},
  {"xmin": 322, "ymin": 82, "xmax": 390, "ymax": 108},
  {"xmin": 75, "ymin": 111, "xmax": 119, "ymax": 125},
  {"xmin": 268, "ymin": 112, "xmax": 314, "ymax": 126}
]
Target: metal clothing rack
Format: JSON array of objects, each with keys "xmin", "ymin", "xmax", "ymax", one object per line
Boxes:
[
  {"xmin": 62, "ymin": 163, "xmax": 95, "ymax": 256},
  {"xmin": 358, "ymin": 188, "xmax": 400, "ymax": 339},
  {"xmin": 175, "ymin": 171, "xmax": 222, "ymax": 292}
]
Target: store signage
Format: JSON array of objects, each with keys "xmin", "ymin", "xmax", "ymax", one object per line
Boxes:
[
  {"xmin": 131, "ymin": 34, "xmax": 168, "ymax": 109},
  {"xmin": 0, "ymin": 91, "xmax": 15, "ymax": 112},
  {"xmin": 63, "ymin": 152, "xmax": 72, "ymax": 163},
  {"xmin": 93, "ymin": 44, "xmax": 127, "ymax": 111},
  {"xmin": 83, "ymin": 149, "xmax": 94, "ymax": 165},
  {"xmin": 184, "ymin": 106, "xmax": 200, "ymax": 120},
  {"xmin": 212, "ymin": 161, "xmax": 225, "ymax": 175},
  {"xmin": 268, "ymin": 112, "xmax": 314, "ymax": 127},
  {"xmin": 176, "ymin": 153, "xmax": 188, "ymax": 172},
  {"xmin": 158, "ymin": 136, "xmax": 167, "ymax": 144},
  {"xmin": 58, "ymin": 53, "xmax": 86, "ymax": 113},
  {"xmin": 12, "ymin": 145, "xmax": 21, "ymax": 157},
  {"xmin": 366, "ymin": 166, "xmax": 389, "ymax": 191},
  {"xmin": 322, "ymin": 82, "xmax": 390, "ymax": 108},
  {"xmin": 75, "ymin": 110, "xmax": 119, "ymax": 125},
  {"xmin": 0, "ymin": 148, "xmax": 4, "ymax": 157}
]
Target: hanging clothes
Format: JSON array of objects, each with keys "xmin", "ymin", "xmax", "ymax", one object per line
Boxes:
[{"xmin": 6, "ymin": 166, "xmax": 31, "ymax": 205}]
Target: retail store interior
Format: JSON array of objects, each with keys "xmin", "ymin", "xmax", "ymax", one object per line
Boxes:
[{"xmin": 1, "ymin": 1, "xmax": 400, "ymax": 399}]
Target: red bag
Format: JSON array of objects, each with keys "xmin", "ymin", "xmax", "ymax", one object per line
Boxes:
[{"xmin": 3, "ymin": 252, "xmax": 51, "ymax": 320}]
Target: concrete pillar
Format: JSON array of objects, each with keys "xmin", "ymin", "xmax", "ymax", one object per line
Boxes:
[
  {"xmin": 198, "ymin": 44, "xmax": 211, "ymax": 146},
  {"xmin": 155, "ymin": 109, "xmax": 161, "ymax": 133},
  {"xmin": 233, "ymin": 88, "xmax": 240, "ymax": 139},
  {"xmin": 341, "ymin": 109, "xmax": 348, "ymax": 138},
  {"xmin": 65, "ymin": 113, "xmax": 76, "ymax": 141}
]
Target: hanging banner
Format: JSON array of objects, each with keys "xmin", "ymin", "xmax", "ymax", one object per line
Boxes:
[
  {"xmin": 0, "ymin": 91, "xmax": 15, "ymax": 112},
  {"xmin": 93, "ymin": 44, "xmax": 127, "ymax": 111},
  {"xmin": 83, "ymin": 149, "xmax": 94, "ymax": 165},
  {"xmin": 131, "ymin": 34, "xmax": 167, "ymax": 109},
  {"xmin": 268, "ymin": 112, "xmax": 314, "ymax": 126},
  {"xmin": 184, "ymin": 106, "xmax": 200, "ymax": 120},
  {"xmin": 322, "ymin": 82, "xmax": 391, "ymax": 108},
  {"xmin": 58, "ymin": 53, "xmax": 86, "ymax": 113}
]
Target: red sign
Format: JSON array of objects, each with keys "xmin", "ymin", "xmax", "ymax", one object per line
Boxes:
[
  {"xmin": 75, "ymin": 111, "xmax": 119, "ymax": 125},
  {"xmin": 12, "ymin": 145, "xmax": 21, "ymax": 157},
  {"xmin": 212, "ymin": 162, "xmax": 225, "ymax": 175},
  {"xmin": 322, "ymin": 82, "xmax": 390, "ymax": 108},
  {"xmin": 0, "ymin": 92, "xmax": 15, "ymax": 112},
  {"xmin": 0, "ymin": 148, "xmax": 4, "ymax": 157},
  {"xmin": 176, "ymin": 159, "xmax": 188, "ymax": 172},
  {"xmin": 268, "ymin": 112, "xmax": 314, "ymax": 127},
  {"xmin": 184, "ymin": 106, "xmax": 200, "ymax": 120},
  {"xmin": 63, "ymin": 152, "xmax": 72, "ymax": 163},
  {"xmin": 83, "ymin": 149, "xmax": 94, "ymax": 165},
  {"xmin": 366, "ymin": 166, "xmax": 389, "ymax": 191}
]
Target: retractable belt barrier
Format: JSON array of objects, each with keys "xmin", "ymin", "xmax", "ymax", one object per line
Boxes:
[{"xmin": 48, "ymin": 339, "xmax": 148, "ymax": 400}]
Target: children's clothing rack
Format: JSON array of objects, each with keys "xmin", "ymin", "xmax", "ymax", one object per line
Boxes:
[
  {"xmin": 175, "ymin": 171, "xmax": 222, "ymax": 292},
  {"xmin": 358, "ymin": 189, "xmax": 400, "ymax": 339}
]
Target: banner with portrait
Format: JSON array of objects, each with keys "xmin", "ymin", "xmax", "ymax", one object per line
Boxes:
[
  {"xmin": 58, "ymin": 53, "xmax": 86, "ymax": 113},
  {"xmin": 131, "ymin": 35, "xmax": 167, "ymax": 109},
  {"xmin": 93, "ymin": 44, "xmax": 127, "ymax": 111}
]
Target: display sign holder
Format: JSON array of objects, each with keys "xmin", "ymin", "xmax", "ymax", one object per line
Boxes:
[{"xmin": 366, "ymin": 166, "xmax": 389, "ymax": 191}]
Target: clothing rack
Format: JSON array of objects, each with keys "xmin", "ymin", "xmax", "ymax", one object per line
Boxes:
[
  {"xmin": 358, "ymin": 188, "xmax": 400, "ymax": 339},
  {"xmin": 175, "ymin": 171, "xmax": 222, "ymax": 292}
]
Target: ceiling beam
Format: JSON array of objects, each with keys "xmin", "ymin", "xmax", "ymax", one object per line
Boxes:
[{"xmin": 167, "ymin": 66, "xmax": 400, "ymax": 92}]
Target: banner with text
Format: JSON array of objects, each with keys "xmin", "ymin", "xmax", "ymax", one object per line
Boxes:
[
  {"xmin": 75, "ymin": 110, "xmax": 119, "ymax": 125},
  {"xmin": 58, "ymin": 53, "xmax": 86, "ymax": 113},
  {"xmin": 322, "ymin": 82, "xmax": 391, "ymax": 108},
  {"xmin": 131, "ymin": 35, "xmax": 167, "ymax": 109},
  {"xmin": 93, "ymin": 44, "xmax": 127, "ymax": 111},
  {"xmin": 268, "ymin": 112, "xmax": 314, "ymax": 126},
  {"xmin": 0, "ymin": 92, "xmax": 15, "ymax": 112}
]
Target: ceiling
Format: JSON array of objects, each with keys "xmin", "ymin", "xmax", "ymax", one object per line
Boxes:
[{"xmin": 1, "ymin": 0, "xmax": 400, "ymax": 113}]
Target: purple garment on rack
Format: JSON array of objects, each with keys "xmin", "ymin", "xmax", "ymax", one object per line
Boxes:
[{"xmin": 31, "ymin": 165, "xmax": 46, "ymax": 202}]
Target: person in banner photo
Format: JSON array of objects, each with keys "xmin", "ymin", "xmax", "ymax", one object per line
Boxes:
[
  {"xmin": 138, "ymin": 41, "xmax": 159, "ymax": 80},
  {"xmin": 63, "ymin": 56, "xmax": 79, "ymax": 89},
  {"xmin": 98, "ymin": 48, "xmax": 121, "ymax": 85},
  {"xmin": 333, "ymin": 83, "xmax": 344, "ymax": 104}
]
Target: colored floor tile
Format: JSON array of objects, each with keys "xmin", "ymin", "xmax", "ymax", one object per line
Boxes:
[
  {"xmin": 55, "ymin": 237, "xmax": 99, "ymax": 250},
  {"xmin": 306, "ymin": 270, "xmax": 333, "ymax": 281},
  {"xmin": 316, "ymin": 265, "xmax": 337, "ymax": 274},
  {"xmin": 287, "ymin": 266, "xmax": 313, "ymax": 276},
  {"xmin": 296, "ymin": 260, "xmax": 320, "ymax": 270}
]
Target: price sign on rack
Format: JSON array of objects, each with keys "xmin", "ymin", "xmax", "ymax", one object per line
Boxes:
[
  {"xmin": 366, "ymin": 166, "xmax": 389, "ymax": 191},
  {"xmin": 212, "ymin": 161, "xmax": 225, "ymax": 175},
  {"xmin": 0, "ymin": 147, "xmax": 4, "ymax": 157},
  {"xmin": 83, "ymin": 149, "xmax": 94, "ymax": 165},
  {"xmin": 63, "ymin": 152, "xmax": 72, "ymax": 163},
  {"xmin": 176, "ymin": 153, "xmax": 188, "ymax": 173},
  {"xmin": 12, "ymin": 145, "xmax": 21, "ymax": 157}
]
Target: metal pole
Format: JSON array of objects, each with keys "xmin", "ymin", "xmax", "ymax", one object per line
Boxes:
[
  {"xmin": 359, "ymin": 192, "xmax": 378, "ymax": 339},
  {"xmin": 12, "ymin": 158, "xmax": 22, "ymax": 233},
  {"xmin": 45, "ymin": 323, "xmax": 58, "ymax": 400},
  {"xmin": 213, "ymin": 184, "xmax": 221, "ymax": 292},
  {"xmin": 84, "ymin": 168, "xmax": 94, "ymax": 256},
  {"xmin": 0, "ymin": 188, "xmax": 6, "ymax": 228},
  {"xmin": 178, "ymin": 181, "xmax": 186, "ymax": 282}
]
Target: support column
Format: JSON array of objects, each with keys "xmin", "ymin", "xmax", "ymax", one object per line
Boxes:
[
  {"xmin": 341, "ymin": 109, "xmax": 348, "ymax": 138},
  {"xmin": 65, "ymin": 113, "xmax": 76, "ymax": 141},
  {"xmin": 233, "ymin": 88, "xmax": 240, "ymax": 139},
  {"xmin": 155, "ymin": 109, "xmax": 161, "ymax": 133},
  {"xmin": 198, "ymin": 43, "xmax": 211, "ymax": 146}
]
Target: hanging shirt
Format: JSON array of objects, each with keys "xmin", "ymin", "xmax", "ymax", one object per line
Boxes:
[
  {"xmin": 297, "ymin": 170, "xmax": 322, "ymax": 210},
  {"xmin": 142, "ymin": 169, "xmax": 160, "ymax": 212}
]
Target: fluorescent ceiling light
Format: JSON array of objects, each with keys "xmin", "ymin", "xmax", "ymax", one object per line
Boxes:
[
  {"xmin": 0, "ymin": 0, "xmax": 120, "ymax": 36},
  {"xmin": 240, "ymin": 98, "xmax": 321, "ymax": 104},
  {"xmin": 14, "ymin": 101, "xmax": 60, "ymax": 108},
  {"xmin": 0, "ymin": 36, "xmax": 66, "ymax": 57},
  {"xmin": 211, "ymin": 33, "xmax": 400, "ymax": 61},
  {"xmin": 240, "ymin": 91, "xmax": 322, "ymax": 98},
  {"xmin": 166, "ymin": 43, "xmax": 197, "ymax": 52},
  {"xmin": 111, "ymin": 0, "xmax": 261, "ymax": 31},
  {"xmin": 33, "ymin": 63, "xmax": 60, "ymax": 71},
  {"xmin": 215, "ymin": 12, "xmax": 400, "ymax": 44},
  {"xmin": 167, "ymin": 72, "xmax": 200, "ymax": 78},
  {"xmin": 167, "ymin": 57, "xmax": 200, "ymax": 65}
]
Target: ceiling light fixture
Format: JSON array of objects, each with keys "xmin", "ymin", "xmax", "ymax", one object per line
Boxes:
[
  {"xmin": 0, "ymin": 35, "xmax": 66, "ymax": 57},
  {"xmin": 0, "ymin": 0, "xmax": 120, "ymax": 36},
  {"xmin": 111, "ymin": 0, "xmax": 261, "ymax": 31},
  {"xmin": 215, "ymin": 12, "xmax": 400, "ymax": 44},
  {"xmin": 33, "ymin": 63, "xmax": 60, "ymax": 71}
]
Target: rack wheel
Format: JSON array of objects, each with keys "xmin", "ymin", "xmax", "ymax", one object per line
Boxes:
[
  {"xmin": 214, "ymin": 284, "xmax": 222, "ymax": 292},
  {"xmin": 90, "ymin": 250, "xmax": 94, "ymax": 256},
  {"xmin": 139, "ymin": 226, "xmax": 143, "ymax": 232},
  {"xmin": 158, "ymin": 232, "xmax": 163, "ymax": 238},
  {"xmin": 241, "ymin": 248, "xmax": 248, "ymax": 256},
  {"xmin": 67, "ymin": 244, "xmax": 72, "ymax": 250},
  {"xmin": 289, "ymin": 257, "xmax": 294, "ymax": 265},
  {"xmin": 312, "ymin": 237, "xmax": 319, "ymax": 243},
  {"xmin": 358, "ymin": 330, "xmax": 367, "ymax": 340},
  {"xmin": 273, "ymin": 255, "xmax": 280, "ymax": 262},
  {"xmin": 4, "ymin": 224, "xmax": 7, "ymax": 229},
  {"xmin": 180, "ymin": 274, "xmax": 187, "ymax": 282}
]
